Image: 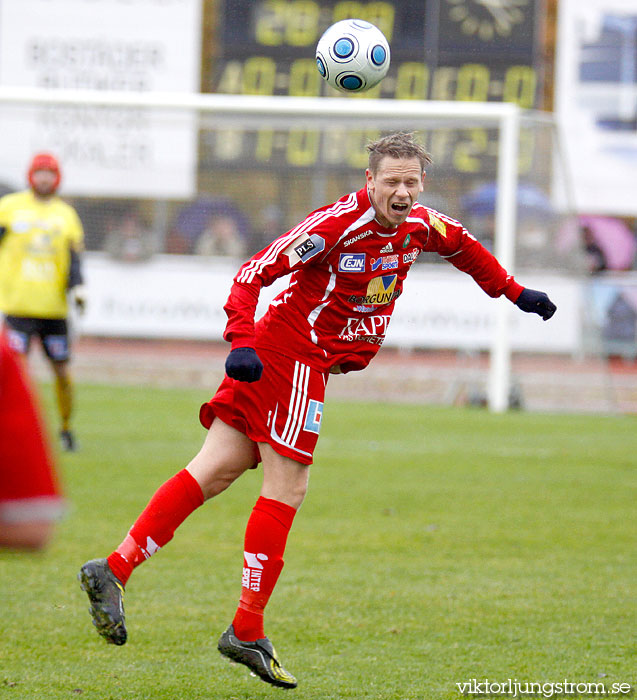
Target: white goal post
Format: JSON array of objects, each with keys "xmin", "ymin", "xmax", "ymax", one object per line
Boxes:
[{"xmin": 0, "ymin": 86, "xmax": 562, "ymax": 412}]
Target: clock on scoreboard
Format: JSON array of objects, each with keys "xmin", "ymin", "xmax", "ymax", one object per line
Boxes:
[{"xmin": 206, "ymin": 0, "xmax": 544, "ymax": 175}]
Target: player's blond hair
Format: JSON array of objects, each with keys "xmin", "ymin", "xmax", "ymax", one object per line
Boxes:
[{"xmin": 367, "ymin": 132, "xmax": 432, "ymax": 174}]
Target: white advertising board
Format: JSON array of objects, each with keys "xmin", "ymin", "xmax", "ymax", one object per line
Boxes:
[
  {"xmin": 79, "ymin": 254, "xmax": 581, "ymax": 353},
  {"xmin": 384, "ymin": 269, "xmax": 579, "ymax": 353},
  {"xmin": 0, "ymin": 0, "xmax": 201, "ymax": 198},
  {"xmin": 555, "ymin": 0, "xmax": 637, "ymax": 215}
]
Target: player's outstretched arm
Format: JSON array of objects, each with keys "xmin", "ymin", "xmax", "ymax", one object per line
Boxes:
[
  {"xmin": 514, "ymin": 288, "xmax": 557, "ymax": 321},
  {"xmin": 225, "ymin": 347, "xmax": 264, "ymax": 383}
]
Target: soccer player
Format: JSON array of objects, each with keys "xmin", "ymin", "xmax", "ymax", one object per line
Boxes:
[
  {"xmin": 0, "ymin": 153, "xmax": 86, "ymax": 452},
  {"xmin": 0, "ymin": 331, "xmax": 65, "ymax": 550},
  {"xmin": 78, "ymin": 132, "xmax": 556, "ymax": 689}
]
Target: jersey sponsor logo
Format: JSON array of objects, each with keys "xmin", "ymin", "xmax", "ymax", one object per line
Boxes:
[
  {"xmin": 21, "ymin": 258, "xmax": 57, "ymax": 283},
  {"xmin": 343, "ymin": 229, "xmax": 374, "ymax": 247},
  {"xmin": 303, "ymin": 399, "xmax": 323, "ymax": 434},
  {"xmin": 371, "ymin": 254, "xmax": 398, "ymax": 271},
  {"xmin": 242, "ymin": 551, "xmax": 269, "ymax": 592},
  {"xmin": 12, "ymin": 220, "xmax": 31, "ymax": 234},
  {"xmin": 340, "ymin": 334, "xmax": 385, "ymax": 346},
  {"xmin": 339, "ymin": 314, "xmax": 391, "ymax": 343},
  {"xmin": 384, "ymin": 254, "xmax": 398, "ymax": 269},
  {"xmin": 140, "ymin": 536, "xmax": 161, "ymax": 559},
  {"xmin": 380, "ymin": 242, "xmax": 393, "ymax": 253},
  {"xmin": 27, "ymin": 233, "xmax": 56, "ymax": 256},
  {"xmin": 347, "ymin": 274, "xmax": 400, "ymax": 307},
  {"xmin": 6, "ymin": 328, "xmax": 28, "ymax": 354},
  {"xmin": 354, "ymin": 304, "xmax": 375, "ymax": 313},
  {"xmin": 403, "ymin": 250, "xmax": 419, "ymax": 264},
  {"xmin": 294, "ymin": 233, "xmax": 325, "ymax": 262},
  {"xmin": 43, "ymin": 334, "xmax": 69, "ymax": 361},
  {"xmin": 339, "ymin": 252, "xmax": 366, "ymax": 272},
  {"xmin": 429, "ymin": 214, "xmax": 447, "ymax": 237}
]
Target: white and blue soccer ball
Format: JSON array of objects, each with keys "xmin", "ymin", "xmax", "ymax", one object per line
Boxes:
[{"xmin": 315, "ymin": 19, "xmax": 390, "ymax": 93}]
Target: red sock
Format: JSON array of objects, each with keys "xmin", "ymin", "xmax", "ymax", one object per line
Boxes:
[
  {"xmin": 232, "ymin": 497, "xmax": 297, "ymax": 642},
  {"xmin": 107, "ymin": 468, "xmax": 204, "ymax": 586}
]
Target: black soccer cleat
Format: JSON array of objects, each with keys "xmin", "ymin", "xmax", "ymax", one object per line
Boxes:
[
  {"xmin": 60, "ymin": 429, "xmax": 77, "ymax": 452},
  {"xmin": 218, "ymin": 624, "xmax": 297, "ymax": 689},
  {"xmin": 78, "ymin": 558, "xmax": 127, "ymax": 646}
]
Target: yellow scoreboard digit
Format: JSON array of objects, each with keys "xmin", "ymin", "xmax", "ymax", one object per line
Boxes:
[{"xmin": 209, "ymin": 0, "xmax": 542, "ymax": 175}]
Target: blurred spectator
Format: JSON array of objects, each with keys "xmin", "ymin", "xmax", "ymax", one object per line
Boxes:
[
  {"xmin": 195, "ymin": 214, "xmax": 246, "ymax": 258},
  {"xmin": 461, "ymin": 182, "xmax": 554, "ymax": 219},
  {"xmin": 104, "ymin": 207, "xmax": 156, "ymax": 263},
  {"xmin": 580, "ymin": 216, "xmax": 637, "ymax": 272},
  {"xmin": 582, "ymin": 224, "xmax": 608, "ymax": 273},
  {"xmin": 460, "ymin": 182, "xmax": 556, "ymax": 261},
  {"xmin": 0, "ymin": 331, "xmax": 65, "ymax": 550},
  {"xmin": 603, "ymin": 293, "xmax": 637, "ymax": 344},
  {"xmin": 71, "ymin": 200, "xmax": 109, "ymax": 251},
  {"xmin": 165, "ymin": 196, "xmax": 251, "ymax": 255},
  {"xmin": 559, "ymin": 215, "xmax": 637, "ymax": 273},
  {"xmin": 251, "ymin": 204, "xmax": 284, "ymax": 253}
]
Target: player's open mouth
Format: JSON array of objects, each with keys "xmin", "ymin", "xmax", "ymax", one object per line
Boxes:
[{"xmin": 391, "ymin": 203, "xmax": 409, "ymax": 213}]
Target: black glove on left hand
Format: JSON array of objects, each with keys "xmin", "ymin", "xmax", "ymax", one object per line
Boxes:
[
  {"xmin": 225, "ymin": 347, "xmax": 264, "ymax": 383},
  {"xmin": 514, "ymin": 288, "xmax": 557, "ymax": 321}
]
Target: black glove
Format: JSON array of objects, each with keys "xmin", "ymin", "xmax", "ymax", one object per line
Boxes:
[
  {"xmin": 225, "ymin": 347, "xmax": 264, "ymax": 382},
  {"xmin": 71, "ymin": 285, "xmax": 87, "ymax": 315},
  {"xmin": 514, "ymin": 288, "xmax": 557, "ymax": 321}
]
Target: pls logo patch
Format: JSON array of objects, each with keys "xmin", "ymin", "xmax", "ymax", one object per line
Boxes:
[{"xmin": 294, "ymin": 233, "xmax": 325, "ymax": 263}]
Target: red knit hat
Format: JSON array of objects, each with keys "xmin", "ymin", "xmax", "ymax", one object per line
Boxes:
[{"xmin": 28, "ymin": 152, "xmax": 61, "ymax": 191}]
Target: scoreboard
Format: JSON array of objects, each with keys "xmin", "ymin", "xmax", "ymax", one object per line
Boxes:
[
  {"xmin": 212, "ymin": 0, "xmax": 540, "ymax": 105},
  {"xmin": 204, "ymin": 0, "xmax": 544, "ymax": 175}
]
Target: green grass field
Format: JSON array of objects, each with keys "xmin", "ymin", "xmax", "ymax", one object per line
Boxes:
[{"xmin": 1, "ymin": 382, "xmax": 635, "ymax": 700}]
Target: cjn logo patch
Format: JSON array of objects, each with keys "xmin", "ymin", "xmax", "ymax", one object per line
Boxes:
[{"xmin": 338, "ymin": 253, "xmax": 365, "ymax": 272}]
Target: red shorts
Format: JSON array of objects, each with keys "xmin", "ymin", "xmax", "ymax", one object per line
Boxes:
[
  {"xmin": 200, "ymin": 348, "xmax": 329, "ymax": 465},
  {"xmin": 0, "ymin": 335, "xmax": 65, "ymax": 524}
]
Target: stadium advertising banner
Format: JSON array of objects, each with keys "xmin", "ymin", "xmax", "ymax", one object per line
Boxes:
[
  {"xmin": 555, "ymin": 0, "xmax": 637, "ymax": 215},
  {"xmin": 80, "ymin": 254, "xmax": 580, "ymax": 353},
  {"xmin": 0, "ymin": 0, "xmax": 201, "ymax": 198}
]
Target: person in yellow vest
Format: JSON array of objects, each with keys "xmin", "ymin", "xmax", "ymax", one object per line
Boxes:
[{"xmin": 0, "ymin": 153, "xmax": 86, "ymax": 452}]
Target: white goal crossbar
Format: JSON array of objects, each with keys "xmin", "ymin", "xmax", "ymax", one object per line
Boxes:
[{"xmin": 0, "ymin": 85, "xmax": 543, "ymax": 412}]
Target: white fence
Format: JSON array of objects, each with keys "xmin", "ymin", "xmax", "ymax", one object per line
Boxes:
[{"xmin": 79, "ymin": 253, "xmax": 580, "ymax": 353}]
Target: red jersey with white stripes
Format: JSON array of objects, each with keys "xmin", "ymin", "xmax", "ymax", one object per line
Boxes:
[{"xmin": 224, "ymin": 186, "xmax": 523, "ymax": 374}]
